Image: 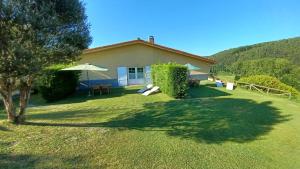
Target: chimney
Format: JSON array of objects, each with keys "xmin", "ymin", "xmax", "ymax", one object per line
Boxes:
[{"xmin": 149, "ymin": 36, "xmax": 154, "ymax": 44}]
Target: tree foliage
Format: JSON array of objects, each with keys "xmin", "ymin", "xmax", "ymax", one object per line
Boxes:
[
  {"xmin": 210, "ymin": 37, "xmax": 300, "ymax": 91},
  {"xmin": 211, "ymin": 37, "xmax": 300, "ymax": 67},
  {"xmin": 37, "ymin": 65, "xmax": 80, "ymax": 102},
  {"xmin": 230, "ymin": 58, "xmax": 290, "ymax": 78},
  {"xmin": 0, "ymin": 0, "xmax": 91, "ymax": 123}
]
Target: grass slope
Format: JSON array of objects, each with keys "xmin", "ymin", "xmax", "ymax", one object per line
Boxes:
[{"xmin": 1, "ymin": 84, "xmax": 300, "ymax": 169}]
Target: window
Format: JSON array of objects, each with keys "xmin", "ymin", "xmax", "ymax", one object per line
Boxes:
[
  {"xmin": 128, "ymin": 68, "xmax": 136, "ymax": 79},
  {"xmin": 129, "ymin": 68, "xmax": 135, "ymax": 73},
  {"xmin": 128, "ymin": 67, "xmax": 144, "ymax": 79},
  {"xmin": 137, "ymin": 67, "xmax": 144, "ymax": 79}
]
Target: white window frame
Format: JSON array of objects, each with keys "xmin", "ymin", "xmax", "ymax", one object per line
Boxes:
[
  {"xmin": 128, "ymin": 67, "xmax": 144, "ymax": 80},
  {"xmin": 128, "ymin": 67, "xmax": 136, "ymax": 80}
]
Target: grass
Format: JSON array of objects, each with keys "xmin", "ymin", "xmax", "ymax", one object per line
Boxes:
[
  {"xmin": 0, "ymin": 83, "xmax": 300, "ymax": 169},
  {"xmin": 215, "ymin": 72, "xmax": 236, "ymax": 82}
]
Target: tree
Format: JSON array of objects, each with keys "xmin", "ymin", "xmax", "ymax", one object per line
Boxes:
[
  {"xmin": 230, "ymin": 58, "xmax": 291, "ymax": 78},
  {"xmin": 210, "ymin": 37, "xmax": 300, "ymax": 92},
  {"xmin": 0, "ymin": 0, "xmax": 91, "ymax": 123},
  {"xmin": 281, "ymin": 67, "xmax": 300, "ymax": 91}
]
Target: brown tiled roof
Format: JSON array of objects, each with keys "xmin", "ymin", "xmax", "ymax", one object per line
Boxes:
[{"xmin": 83, "ymin": 39, "xmax": 216, "ymax": 64}]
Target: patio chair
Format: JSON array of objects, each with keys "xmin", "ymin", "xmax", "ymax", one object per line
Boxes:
[
  {"xmin": 142, "ymin": 86, "xmax": 160, "ymax": 96},
  {"xmin": 137, "ymin": 84, "xmax": 153, "ymax": 93},
  {"xmin": 92, "ymin": 85, "xmax": 102, "ymax": 96},
  {"xmin": 100, "ymin": 84, "xmax": 112, "ymax": 95}
]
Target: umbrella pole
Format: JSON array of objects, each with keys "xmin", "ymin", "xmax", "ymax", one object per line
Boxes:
[{"xmin": 87, "ymin": 70, "xmax": 91, "ymax": 96}]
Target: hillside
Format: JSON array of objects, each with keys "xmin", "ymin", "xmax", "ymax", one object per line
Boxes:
[
  {"xmin": 210, "ymin": 37, "xmax": 300, "ymax": 67},
  {"xmin": 209, "ymin": 37, "xmax": 300, "ymax": 91}
]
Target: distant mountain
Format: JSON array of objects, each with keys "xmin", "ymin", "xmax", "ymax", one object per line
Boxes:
[{"xmin": 210, "ymin": 37, "xmax": 300, "ymax": 68}]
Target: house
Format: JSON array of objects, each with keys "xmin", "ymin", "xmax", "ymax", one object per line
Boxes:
[{"xmin": 78, "ymin": 36, "xmax": 215, "ymax": 87}]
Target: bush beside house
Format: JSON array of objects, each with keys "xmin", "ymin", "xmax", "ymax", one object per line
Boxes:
[
  {"xmin": 151, "ymin": 63, "xmax": 188, "ymax": 98},
  {"xmin": 37, "ymin": 65, "xmax": 80, "ymax": 102}
]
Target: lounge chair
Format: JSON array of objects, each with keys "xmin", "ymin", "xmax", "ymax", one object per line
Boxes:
[
  {"xmin": 226, "ymin": 82, "xmax": 234, "ymax": 90},
  {"xmin": 137, "ymin": 84, "xmax": 153, "ymax": 93},
  {"xmin": 142, "ymin": 86, "xmax": 160, "ymax": 96},
  {"xmin": 215, "ymin": 80, "xmax": 223, "ymax": 87}
]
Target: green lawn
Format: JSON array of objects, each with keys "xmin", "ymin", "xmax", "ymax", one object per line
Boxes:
[{"xmin": 1, "ymin": 83, "xmax": 300, "ymax": 169}]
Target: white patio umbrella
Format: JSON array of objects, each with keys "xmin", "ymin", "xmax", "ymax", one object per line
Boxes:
[
  {"xmin": 184, "ymin": 63, "xmax": 202, "ymax": 80},
  {"xmin": 184, "ymin": 63, "xmax": 201, "ymax": 71},
  {"xmin": 61, "ymin": 63, "xmax": 108, "ymax": 96}
]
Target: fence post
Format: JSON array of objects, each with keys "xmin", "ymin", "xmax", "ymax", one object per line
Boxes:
[
  {"xmin": 249, "ymin": 84, "xmax": 252, "ymax": 90},
  {"xmin": 289, "ymin": 93, "xmax": 292, "ymax": 99},
  {"xmin": 267, "ymin": 88, "xmax": 270, "ymax": 94}
]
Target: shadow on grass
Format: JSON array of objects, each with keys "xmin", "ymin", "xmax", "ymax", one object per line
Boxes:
[
  {"xmin": 0, "ymin": 125, "xmax": 10, "ymax": 132},
  {"xmin": 0, "ymin": 113, "xmax": 5, "ymax": 121},
  {"xmin": 25, "ymin": 97, "xmax": 290, "ymax": 144},
  {"xmin": 0, "ymin": 154, "xmax": 37, "ymax": 169},
  {"xmin": 188, "ymin": 84, "xmax": 231, "ymax": 98},
  {"xmin": 0, "ymin": 152, "xmax": 90, "ymax": 169},
  {"xmin": 101, "ymin": 99, "xmax": 289, "ymax": 143},
  {"xmin": 27, "ymin": 106, "xmax": 134, "ymax": 121},
  {"xmin": 28, "ymin": 108, "xmax": 101, "ymax": 120},
  {"xmin": 28, "ymin": 87, "xmax": 139, "ymax": 106},
  {"xmin": 0, "ymin": 87, "xmax": 140, "ymax": 121}
]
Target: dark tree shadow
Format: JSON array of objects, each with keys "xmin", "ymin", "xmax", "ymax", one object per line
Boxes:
[
  {"xmin": 0, "ymin": 114, "xmax": 5, "ymax": 121},
  {"xmin": 0, "ymin": 153, "xmax": 37, "ymax": 169},
  {"xmin": 0, "ymin": 125, "xmax": 10, "ymax": 132},
  {"xmin": 28, "ymin": 106, "xmax": 130, "ymax": 121},
  {"xmin": 28, "ymin": 109, "xmax": 100, "ymax": 120},
  {"xmin": 99, "ymin": 98, "xmax": 290, "ymax": 143},
  {"xmin": 188, "ymin": 84, "xmax": 231, "ymax": 98},
  {"xmin": 0, "ymin": 87, "xmax": 139, "ymax": 121},
  {"xmin": 28, "ymin": 87, "xmax": 139, "ymax": 106},
  {"xmin": 26, "ymin": 98, "xmax": 290, "ymax": 144},
  {"xmin": 0, "ymin": 152, "xmax": 90, "ymax": 169}
]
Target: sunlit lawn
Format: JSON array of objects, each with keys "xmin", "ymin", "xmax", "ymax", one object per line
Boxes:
[{"xmin": 0, "ymin": 82, "xmax": 300, "ymax": 169}]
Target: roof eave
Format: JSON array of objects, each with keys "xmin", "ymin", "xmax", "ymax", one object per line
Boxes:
[{"xmin": 83, "ymin": 40, "xmax": 216, "ymax": 64}]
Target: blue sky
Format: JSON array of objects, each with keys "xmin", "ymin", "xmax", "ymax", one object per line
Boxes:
[{"xmin": 83, "ymin": 0, "xmax": 300, "ymax": 56}]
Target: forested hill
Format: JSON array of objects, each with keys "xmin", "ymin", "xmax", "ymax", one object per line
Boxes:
[
  {"xmin": 209, "ymin": 37, "xmax": 300, "ymax": 91},
  {"xmin": 210, "ymin": 37, "xmax": 300, "ymax": 67}
]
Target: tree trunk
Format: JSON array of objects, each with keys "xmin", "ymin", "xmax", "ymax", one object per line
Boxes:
[
  {"xmin": 2, "ymin": 92, "xmax": 16, "ymax": 122},
  {"xmin": 0, "ymin": 79, "xmax": 17, "ymax": 123},
  {"xmin": 17, "ymin": 76, "xmax": 34, "ymax": 124}
]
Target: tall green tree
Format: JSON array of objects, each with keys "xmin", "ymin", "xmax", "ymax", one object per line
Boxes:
[
  {"xmin": 230, "ymin": 58, "xmax": 291, "ymax": 79},
  {"xmin": 0, "ymin": 0, "xmax": 91, "ymax": 123},
  {"xmin": 281, "ymin": 67, "xmax": 300, "ymax": 91}
]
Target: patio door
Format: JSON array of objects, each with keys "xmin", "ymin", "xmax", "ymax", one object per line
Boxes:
[
  {"xmin": 128, "ymin": 67, "xmax": 145, "ymax": 85},
  {"xmin": 117, "ymin": 67, "xmax": 128, "ymax": 86},
  {"xmin": 145, "ymin": 66, "xmax": 151, "ymax": 84}
]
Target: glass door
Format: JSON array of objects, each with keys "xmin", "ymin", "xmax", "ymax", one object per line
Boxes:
[{"xmin": 127, "ymin": 67, "xmax": 145, "ymax": 85}]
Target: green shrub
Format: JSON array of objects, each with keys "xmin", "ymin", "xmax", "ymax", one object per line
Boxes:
[
  {"xmin": 151, "ymin": 63, "xmax": 188, "ymax": 98},
  {"xmin": 234, "ymin": 75, "xmax": 241, "ymax": 81},
  {"xmin": 37, "ymin": 64, "xmax": 80, "ymax": 102},
  {"xmin": 280, "ymin": 67, "xmax": 300, "ymax": 91},
  {"xmin": 188, "ymin": 80, "xmax": 200, "ymax": 87},
  {"xmin": 239, "ymin": 75, "xmax": 299, "ymax": 96}
]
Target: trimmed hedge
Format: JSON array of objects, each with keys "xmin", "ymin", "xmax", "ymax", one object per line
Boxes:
[
  {"xmin": 239, "ymin": 75, "xmax": 299, "ymax": 96},
  {"xmin": 37, "ymin": 64, "xmax": 80, "ymax": 102},
  {"xmin": 151, "ymin": 63, "xmax": 188, "ymax": 98}
]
